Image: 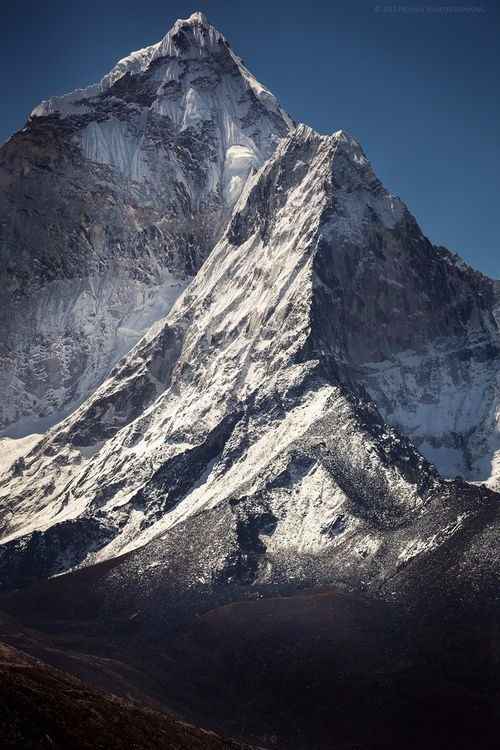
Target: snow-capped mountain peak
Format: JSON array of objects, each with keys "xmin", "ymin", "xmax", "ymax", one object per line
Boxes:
[
  {"xmin": 154, "ymin": 10, "xmax": 227, "ymax": 58},
  {"xmin": 31, "ymin": 14, "xmax": 218, "ymax": 116},
  {"xmin": 31, "ymin": 11, "xmax": 292, "ymax": 133},
  {"xmin": 1, "ymin": 13, "xmax": 293, "ymax": 436}
]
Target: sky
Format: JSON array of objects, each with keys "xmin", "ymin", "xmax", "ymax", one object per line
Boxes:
[{"xmin": 2, "ymin": 0, "xmax": 499, "ymax": 277}]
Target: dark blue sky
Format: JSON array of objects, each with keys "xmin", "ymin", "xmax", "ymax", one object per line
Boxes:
[{"xmin": 2, "ymin": 1, "xmax": 499, "ymax": 277}]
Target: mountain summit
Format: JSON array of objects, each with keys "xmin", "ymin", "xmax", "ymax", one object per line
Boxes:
[{"xmin": 0, "ymin": 12, "xmax": 293, "ymax": 435}]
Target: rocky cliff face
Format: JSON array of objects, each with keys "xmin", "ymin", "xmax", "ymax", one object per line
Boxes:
[
  {"xmin": 0, "ymin": 125, "xmax": 498, "ymax": 596},
  {"xmin": 302, "ymin": 141, "xmax": 500, "ymax": 489},
  {"xmin": 0, "ymin": 11, "xmax": 293, "ymax": 435}
]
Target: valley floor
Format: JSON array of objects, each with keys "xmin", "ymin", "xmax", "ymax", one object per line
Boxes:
[
  {"xmin": 1, "ymin": 582, "xmax": 498, "ymax": 750},
  {"xmin": 0, "ymin": 641, "xmax": 252, "ymax": 750}
]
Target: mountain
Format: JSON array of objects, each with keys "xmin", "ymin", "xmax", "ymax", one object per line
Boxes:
[
  {"xmin": 361, "ymin": 244, "xmax": 500, "ymax": 489},
  {"xmin": 0, "ymin": 124, "xmax": 498, "ymax": 600},
  {"xmin": 0, "ymin": 11, "xmax": 293, "ymax": 436},
  {"xmin": 1, "ymin": 13, "xmax": 499, "ymax": 749}
]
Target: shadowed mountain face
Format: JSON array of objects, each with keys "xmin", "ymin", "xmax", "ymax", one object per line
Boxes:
[{"xmin": 0, "ymin": 12, "xmax": 292, "ymax": 436}]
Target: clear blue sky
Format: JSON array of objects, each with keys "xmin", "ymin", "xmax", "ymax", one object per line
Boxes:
[{"xmin": 2, "ymin": 0, "xmax": 499, "ymax": 277}]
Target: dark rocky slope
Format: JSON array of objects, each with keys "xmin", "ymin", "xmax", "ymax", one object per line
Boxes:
[
  {"xmin": 0, "ymin": 640, "xmax": 254, "ymax": 750},
  {"xmin": 0, "ymin": 580, "xmax": 498, "ymax": 750}
]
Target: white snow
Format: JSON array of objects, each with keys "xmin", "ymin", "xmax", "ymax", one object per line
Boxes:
[
  {"xmin": 222, "ymin": 145, "xmax": 259, "ymax": 204},
  {"xmin": 77, "ymin": 118, "xmax": 148, "ymax": 181},
  {"xmin": 362, "ymin": 335, "xmax": 500, "ymax": 486},
  {"xmin": 0, "ymin": 434, "xmax": 42, "ymax": 476}
]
